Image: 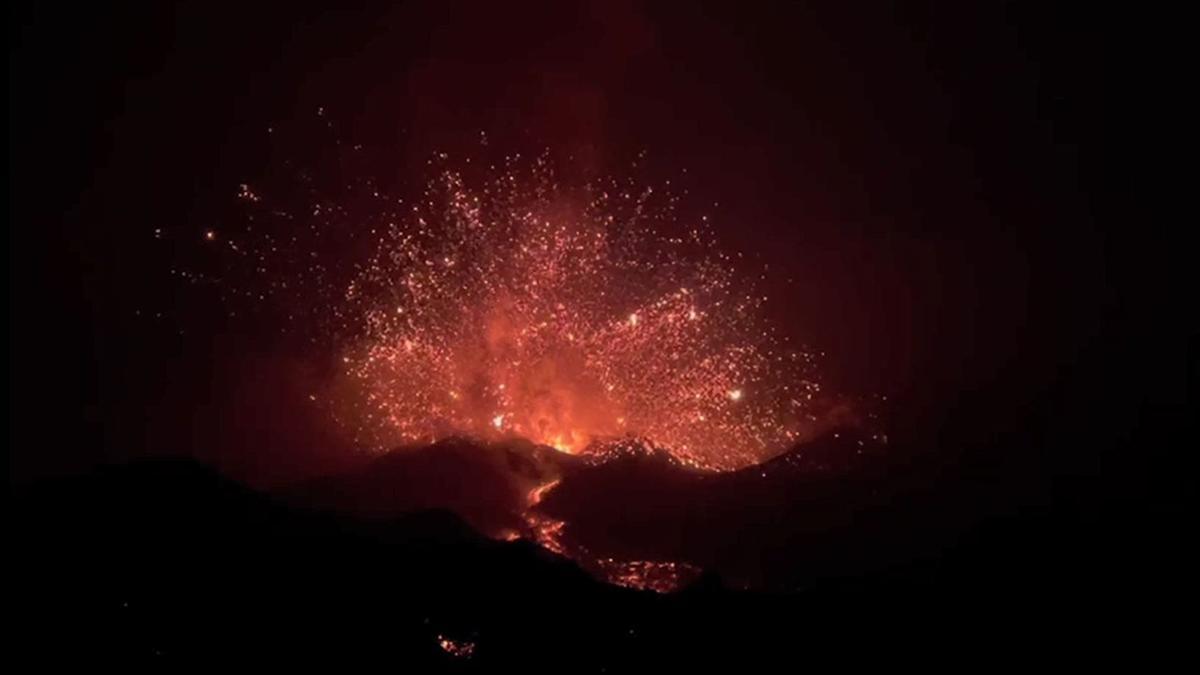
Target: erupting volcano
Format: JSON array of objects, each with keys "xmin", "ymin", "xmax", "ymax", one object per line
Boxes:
[
  {"xmin": 174, "ymin": 140, "xmax": 853, "ymax": 591},
  {"xmin": 11, "ymin": 2, "xmax": 1128, "ymax": 666},
  {"xmin": 201, "ymin": 146, "xmax": 827, "ymax": 470}
]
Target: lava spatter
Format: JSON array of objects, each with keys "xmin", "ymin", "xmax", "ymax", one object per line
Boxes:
[{"xmin": 184, "ymin": 144, "xmax": 825, "ymax": 470}]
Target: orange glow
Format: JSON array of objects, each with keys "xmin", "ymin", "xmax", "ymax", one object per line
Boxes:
[
  {"xmin": 436, "ymin": 635, "xmax": 475, "ymax": 659},
  {"xmin": 527, "ymin": 478, "xmax": 561, "ymax": 506},
  {"xmin": 595, "ymin": 558, "xmax": 702, "ymax": 593},
  {"xmin": 220, "ymin": 154, "xmax": 822, "ymax": 469}
]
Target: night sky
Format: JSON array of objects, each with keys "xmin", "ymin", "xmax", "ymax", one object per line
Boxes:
[{"xmin": 8, "ymin": 2, "xmax": 1179, "ymax": 518}]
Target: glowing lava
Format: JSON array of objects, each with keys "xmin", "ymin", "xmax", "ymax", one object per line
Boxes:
[
  {"xmin": 174, "ymin": 137, "xmax": 845, "ymax": 593},
  {"xmin": 436, "ymin": 635, "xmax": 475, "ymax": 659},
  {"xmin": 199, "ymin": 148, "xmax": 824, "ymax": 470},
  {"xmin": 334, "ymin": 155, "xmax": 818, "ymax": 468}
]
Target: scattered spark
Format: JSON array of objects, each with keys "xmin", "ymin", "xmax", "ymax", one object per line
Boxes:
[
  {"xmin": 237, "ymin": 183, "xmax": 261, "ymax": 202},
  {"xmin": 594, "ymin": 558, "xmax": 702, "ymax": 593},
  {"xmin": 193, "ymin": 150, "xmax": 822, "ymax": 470}
]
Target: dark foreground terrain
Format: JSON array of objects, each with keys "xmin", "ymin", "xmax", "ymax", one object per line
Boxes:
[{"xmin": 10, "ymin": 435, "xmax": 1182, "ymax": 670}]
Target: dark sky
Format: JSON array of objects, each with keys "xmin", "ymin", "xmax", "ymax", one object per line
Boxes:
[{"xmin": 12, "ymin": 2, "xmax": 1173, "ymax": 508}]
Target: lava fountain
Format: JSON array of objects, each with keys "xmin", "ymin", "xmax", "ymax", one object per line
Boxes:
[
  {"xmin": 339, "ymin": 155, "xmax": 820, "ymax": 468},
  {"xmin": 199, "ymin": 149, "xmax": 824, "ymax": 470},
  {"xmin": 176, "ymin": 141, "xmax": 839, "ymax": 591}
]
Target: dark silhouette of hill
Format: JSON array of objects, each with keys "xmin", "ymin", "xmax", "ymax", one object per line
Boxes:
[
  {"xmin": 10, "ymin": 433, "xmax": 1170, "ymax": 668},
  {"xmin": 281, "ymin": 436, "xmax": 582, "ymax": 537},
  {"xmin": 11, "ymin": 459, "xmax": 625, "ymax": 668},
  {"xmin": 539, "ymin": 429, "xmax": 925, "ymax": 588}
]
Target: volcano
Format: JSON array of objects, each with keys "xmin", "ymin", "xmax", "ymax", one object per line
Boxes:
[
  {"xmin": 274, "ymin": 428, "xmax": 895, "ymax": 592},
  {"xmin": 10, "ymin": 1, "xmax": 1171, "ymax": 668}
]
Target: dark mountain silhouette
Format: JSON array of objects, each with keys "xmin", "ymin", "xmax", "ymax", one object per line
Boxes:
[
  {"xmin": 282, "ymin": 436, "xmax": 584, "ymax": 536},
  {"xmin": 10, "ymin": 431, "xmax": 1159, "ymax": 667}
]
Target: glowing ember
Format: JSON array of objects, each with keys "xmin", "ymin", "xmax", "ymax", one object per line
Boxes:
[
  {"xmin": 436, "ymin": 635, "xmax": 475, "ymax": 659},
  {"xmin": 196, "ymin": 149, "xmax": 823, "ymax": 470},
  {"xmin": 594, "ymin": 558, "xmax": 703, "ymax": 593}
]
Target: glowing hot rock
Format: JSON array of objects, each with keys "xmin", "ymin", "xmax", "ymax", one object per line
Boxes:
[{"xmin": 224, "ymin": 153, "xmax": 823, "ymax": 470}]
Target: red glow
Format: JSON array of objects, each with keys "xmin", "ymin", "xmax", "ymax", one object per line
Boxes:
[
  {"xmin": 192, "ymin": 150, "xmax": 841, "ymax": 591},
  {"xmin": 256, "ymin": 155, "xmax": 826, "ymax": 469}
]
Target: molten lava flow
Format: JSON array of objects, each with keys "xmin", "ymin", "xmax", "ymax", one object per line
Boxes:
[
  {"xmin": 527, "ymin": 478, "xmax": 562, "ymax": 506},
  {"xmin": 521, "ymin": 468, "xmax": 702, "ymax": 592},
  {"xmin": 524, "ymin": 477, "xmax": 568, "ymax": 555}
]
